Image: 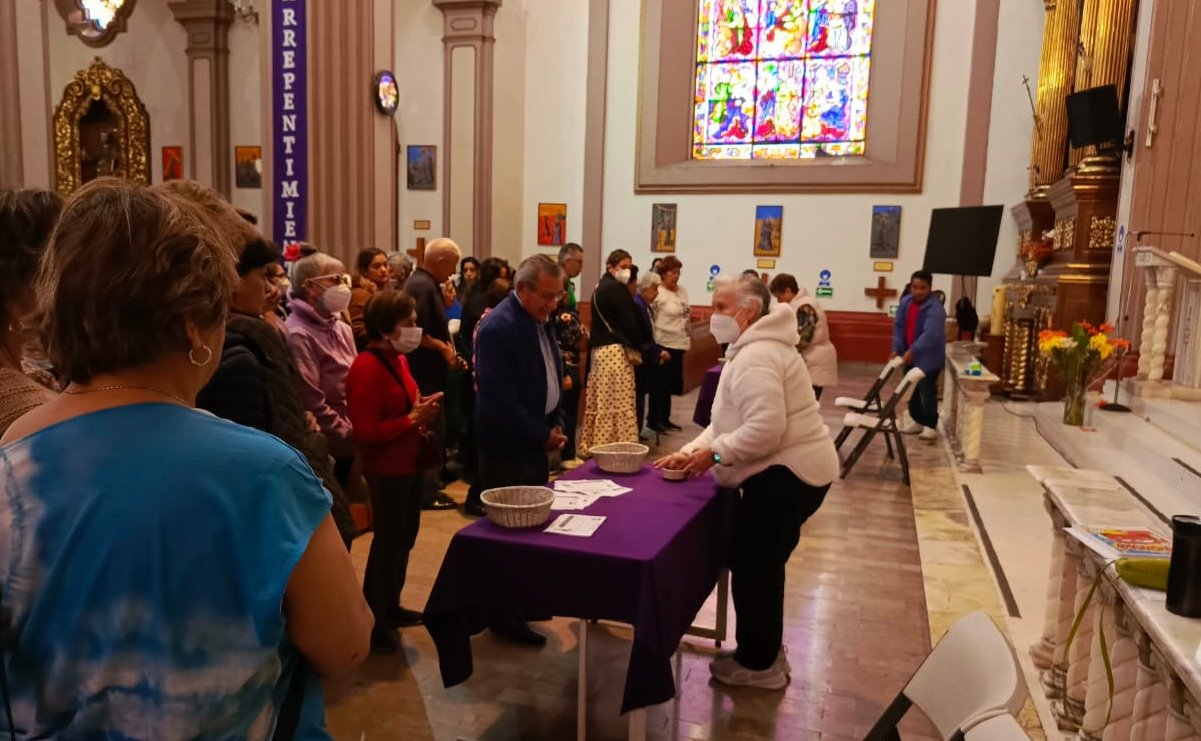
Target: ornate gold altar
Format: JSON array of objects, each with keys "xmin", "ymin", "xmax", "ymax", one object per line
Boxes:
[
  {"xmin": 53, "ymin": 57, "xmax": 150, "ymax": 196},
  {"xmin": 997, "ymin": 0, "xmax": 1137, "ymax": 399}
]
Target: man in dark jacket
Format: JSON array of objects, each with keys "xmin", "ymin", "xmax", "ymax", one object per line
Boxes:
[
  {"xmin": 892, "ymin": 270, "xmax": 947, "ymax": 442},
  {"xmin": 470, "ymin": 255, "xmax": 567, "ymax": 646}
]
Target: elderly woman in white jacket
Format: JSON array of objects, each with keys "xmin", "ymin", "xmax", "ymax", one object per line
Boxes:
[{"xmin": 656, "ymin": 276, "xmax": 838, "ymax": 690}]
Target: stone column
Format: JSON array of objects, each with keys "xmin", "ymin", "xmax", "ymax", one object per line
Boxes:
[
  {"xmin": 0, "ymin": 0, "xmax": 22, "ymax": 186},
  {"xmin": 434, "ymin": 0, "xmax": 501, "ymax": 257},
  {"xmin": 169, "ymin": 0, "xmax": 234, "ymax": 196},
  {"xmin": 1029, "ymin": 0, "xmax": 1080, "ymax": 193},
  {"xmin": 1070, "ymin": 0, "xmax": 1139, "ymax": 170}
]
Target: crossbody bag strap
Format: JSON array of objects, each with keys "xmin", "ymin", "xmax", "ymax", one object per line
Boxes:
[
  {"xmin": 591, "ymin": 289, "xmax": 630, "ymax": 347},
  {"xmin": 367, "ymin": 349, "xmax": 414, "ymax": 411}
]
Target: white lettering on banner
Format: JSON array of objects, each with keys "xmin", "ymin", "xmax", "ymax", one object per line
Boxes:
[
  {"xmin": 282, "ymin": 8, "xmax": 296, "ymax": 25},
  {"xmin": 282, "ymin": 115, "xmax": 296, "ymax": 132},
  {"xmin": 283, "ymin": 29, "xmax": 296, "ymax": 48},
  {"xmin": 285, "ymin": 158, "xmax": 294, "ymax": 177},
  {"xmin": 285, "ymin": 221, "xmax": 297, "ymax": 238},
  {"xmin": 285, "ymin": 200, "xmax": 295, "ymax": 219},
  {"xmin": 281, "ymin": 181, "xmax": 299, "ymax": 199},
  {"xmin": 283, "ymin": 50, "xmax": 295, "ymax": 69},
  {"xmin": 283, "ymin": 72, "xmax": 295, "ymax": 90},
  {"xmin": 282, "ymin": 135, "xmax": 295, "ymax": 154},
  {"xmin": 283, "ymin": 93, "xmax": 294, "ymax": 110}
]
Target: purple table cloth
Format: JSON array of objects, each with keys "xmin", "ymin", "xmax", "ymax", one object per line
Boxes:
[
  {"xmin": 424, "ymin": 461, "xmax": 732, "ymax": 713},
  {"xmin": 692, "ymin": 364, "xmax": 724, "ymax": 427}
]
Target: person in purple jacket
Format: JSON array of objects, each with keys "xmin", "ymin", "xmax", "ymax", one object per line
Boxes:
[{"xmin": 892, "ymin": 270, "xmax": 946, "ymax": 442}]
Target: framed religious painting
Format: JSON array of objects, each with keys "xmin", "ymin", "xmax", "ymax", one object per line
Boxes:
[
  {"xmin": 161, "ymin": 146, "xmax": 183, "ymax": 181},
  {"xmin": 407, "ymin": 145, "xmax": 436, "ymax": 190},
  {"xmin": 234, "ymin": 146, "xmax": 262, "ymax": 189},
  {"xmin": 537, "ymin": 202, "xmax": 567, "ymax": 246},
  {"xmin": 753, "ymin": 205, "xmax": 783, "ymax": 257},
  {"xmin": 650, "ymin": 203, "xmax": 678, "ymax": 252},
  {"xmin": 870, "ymin": 205, "xmax": 901, "ymax": 258}
]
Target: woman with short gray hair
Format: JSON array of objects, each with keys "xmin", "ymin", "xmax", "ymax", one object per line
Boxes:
[{"xmin": 656, "ymin": 275, "xmax": 837, "ymax": 691}]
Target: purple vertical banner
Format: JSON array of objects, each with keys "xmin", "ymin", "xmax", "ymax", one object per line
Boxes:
[{"xmin": 272, "ymin": 0, "xmax": 307, "ymax": 259}]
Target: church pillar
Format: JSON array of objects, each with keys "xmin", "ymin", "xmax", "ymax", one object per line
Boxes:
[
  {"xmin": 0, "ymin": 0, "xmax": 24, "ymax": 186},
  {"xmin": 169, "ymin": 0, "xmax": 234, "ymax": 196},
  {"xmin": 1029, "ymin": 0, "xmax": 1080, "ymax": 193},
  {"xmin": 1069, "ymin": 0, "xmax": 1139, "ymax": 171},
  {"xmin": 433, "ymin": 0, "xmax": 501, "ymax": 257},
  {"xmin": 309, "ymin": 0, "xmax": 397, "ymax": 261}
]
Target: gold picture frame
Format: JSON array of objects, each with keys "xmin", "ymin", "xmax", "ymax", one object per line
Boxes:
[{"xmin": 53, "ymin": 57, "xmax": 151, "ymax": 196}]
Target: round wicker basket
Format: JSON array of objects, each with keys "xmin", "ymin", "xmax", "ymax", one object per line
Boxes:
[
  {"xmin": 480, "ymin": 486, "xmax": 555, "ymax": 528},
  {"xmin": 589, "ymin": 442, "xmax": 650, "ymax": 474}
]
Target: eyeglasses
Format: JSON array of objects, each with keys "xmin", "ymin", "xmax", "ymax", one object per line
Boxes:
[
  {"xmin": 525, "ymin": 287, "xmax": 566, "ymax": 304},
  {"xmin": 312, "ymin": 273, "xmax": 352, "ymax": 287}
]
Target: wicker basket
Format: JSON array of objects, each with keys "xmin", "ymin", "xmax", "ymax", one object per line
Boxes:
[
  {"xmin": 589, "ymin": 442, "xmax": 650, "ymax": 474},
  {"xmin": 480, "ymin": 486, "xmax": 555, "ymax": 528}
]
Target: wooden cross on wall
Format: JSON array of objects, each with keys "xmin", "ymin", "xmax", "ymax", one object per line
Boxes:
[{"xmin": 864, "ymin": 276, "xmax": 898, "ymax": 310}]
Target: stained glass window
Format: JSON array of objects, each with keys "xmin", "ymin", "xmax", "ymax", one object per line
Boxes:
[{"xmin": 693, "ymin": 0, "xmax": 875, "ymax": 160}]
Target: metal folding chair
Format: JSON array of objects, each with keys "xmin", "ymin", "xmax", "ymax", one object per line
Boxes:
[
  {"xmin": 833, "ymin": 356, "xmax": 905, "ymax": 450},
  {"xmin": 838, "ymin": 367, "xmax": 925, "ymax": 486}
]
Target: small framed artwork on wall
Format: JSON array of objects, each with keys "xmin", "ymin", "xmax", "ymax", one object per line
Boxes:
[
  {"xmin": 161, "ymin": 146, "xmax": 183, "ymax": 181},
  {"xmin": 651, "ymin": 203, "xmax": 678, "ymax": 252},
  {"xmin": 870, "ymin": 205, "xmax": 902, "ymax": 258},
  {"xmin": 753, "ymin": 205, "xmax": 783, "ymax": 257},
  {"xmin": 407, "ymin": 146, "xmax": 436, "ymax": 190},
  {"xmin": 537, "ymin": 202, "xmax": 567, "ymax": 246},
  {"xmin": 234, "ymin": 146, "xmax": 262, "ymax": 189}
]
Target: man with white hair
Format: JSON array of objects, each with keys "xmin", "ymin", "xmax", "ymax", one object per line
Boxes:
[
  {"xmin": 286, "ymin": 253, "xmax": 358, "ymax": 491},
  {"xmin": 406, "ymin": 237, "xmax": 467, "ymax": 510},
  {"xmin": 656, "ymin": 276, "xmax": 838, "ymax": 690}
]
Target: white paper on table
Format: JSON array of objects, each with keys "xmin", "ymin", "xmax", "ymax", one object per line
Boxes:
[
  {"xmin": 550, "ymin": 492, "xmax": 602, "ymax": 511},
  {"xmin": 553, "ymin": 479, "xmax": 632, "ymax": 497},
  {"xmin": 544, "ymin": 514, "xmax": 606, "ymax": 537}
]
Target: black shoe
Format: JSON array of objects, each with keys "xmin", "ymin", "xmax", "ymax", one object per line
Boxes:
[
  {"xmin": 639, "ymin": 433, "xmax": 651, "ymax": 443},
  {"xmin": 664, "ymin": 421, "xmax": 683, "ymax": 431},
  {"xmin": 370, "ymin": 628, "xmax": 399, "ymax": 654},
  {"xmin": 646, "ymin": 423, "xmax": 666, "ymax": 433},
  {"xmin": 464, "ymin": 499, "xmax": 487, "ymax": 518},
  {"xmin": 423, "ymin": 491, "xmax": 457, "ymax": 511},
  {"xmin": 491, "ymin": 618, "xmax": 547, "ymax": 647},
  {"xmin": 390, "ymin": 606, "xmax": 424, "ymax": 628}
]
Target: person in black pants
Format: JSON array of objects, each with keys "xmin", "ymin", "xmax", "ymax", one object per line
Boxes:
[
  {"xmin": 656, "ymin": 275, "xmax": 839, "ymax": 689},
  {"xmin": 631, "ymin": 269, "xmax": 668, "ymax": 437},
  {"xmin": 474, "ymin": 255, "xmax": 568, "ymax": 646},
  {"xmin": 552, "ymin": 289, "xmax": 587, "ymax": 463}
]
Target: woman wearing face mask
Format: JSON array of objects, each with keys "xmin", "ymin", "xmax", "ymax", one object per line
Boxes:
[
  {"xmin": 578, "ymin": 249, "xmax": 642, "ymax": 455},
  {"xmin": 286, "ymin": 253, "xmax": 359, "ymax": 490},
  {"xmin": 655, "ymin": 276, "xmax": 838, "ymax": 691},
  {"xmin": 346, "ymin": 290, "xmax": 443, "ymax": 653}
]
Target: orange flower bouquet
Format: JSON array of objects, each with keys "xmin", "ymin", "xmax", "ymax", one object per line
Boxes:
[{"xmin": 1038, "ymin": 321, "xmax": 1130, "ymax": 425}]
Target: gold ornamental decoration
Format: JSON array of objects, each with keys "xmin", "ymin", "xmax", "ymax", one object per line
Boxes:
[
  {"xmin": 1088, "ymin": 216, "xmax": 1116, "ymax": 250},
  {"xmin": 1052, "ymin": 218, "xmax": 1076, "ymax": 252},
  {"xmin": 53, "ymin": 57, "xmax": 150, "ymax": 196}
]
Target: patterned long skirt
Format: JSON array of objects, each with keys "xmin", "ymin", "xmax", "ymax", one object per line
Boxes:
[{"xmin": 578, "ymin": 344, "xmax": 639, "ymax": 455}]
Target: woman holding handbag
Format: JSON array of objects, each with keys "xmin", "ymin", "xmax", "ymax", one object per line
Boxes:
[
  {"xmin": 346, "ymin": 290, "xmax": 443, "ymax": 654},
  {"xmin": 578, "ymin": 249, "xmax": 642, "ymax": 455}
]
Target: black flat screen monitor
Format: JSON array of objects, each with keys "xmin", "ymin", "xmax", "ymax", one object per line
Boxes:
[
  {"xmin": 921, "ymin": 205, "xmax": 1004, "ymax": 277},
  {"xmin": 1066, "ymin": 84, "xmax": 1124, "ymax": 149}
]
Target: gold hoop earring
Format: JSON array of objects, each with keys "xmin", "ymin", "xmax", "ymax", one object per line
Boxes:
[{"xmin": 188, "ymin": 344, "xmax": 213, "ymax": 366}]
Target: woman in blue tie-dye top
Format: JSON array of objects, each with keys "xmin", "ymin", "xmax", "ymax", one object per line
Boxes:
[{"xmin": 0, "ymin": 179, "xmax": 373, "ymax": 739}]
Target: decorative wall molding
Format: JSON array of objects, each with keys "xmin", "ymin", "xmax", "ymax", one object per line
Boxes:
[
  {"xmin": 168, "ymin": 0, "xmax": 233, "ymax": 195},
  {"xmin": 54, "ymin": 0, "xmax": 138, "ymax": 48}
]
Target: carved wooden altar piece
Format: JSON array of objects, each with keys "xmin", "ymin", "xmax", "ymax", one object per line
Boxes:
[{"xmin": 53, "ymin": 58, "xmax": 151, "ymax": 196}]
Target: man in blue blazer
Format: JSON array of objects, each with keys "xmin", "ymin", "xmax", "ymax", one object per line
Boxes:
[{"xmin": 892, "ymin": 270, "xmax": 947, "ymax": 442}]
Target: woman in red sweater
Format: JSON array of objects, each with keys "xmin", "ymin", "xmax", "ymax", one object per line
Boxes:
[{"xmin": 346, "ymin": 290, "xmax": 443, "ymax": 653}]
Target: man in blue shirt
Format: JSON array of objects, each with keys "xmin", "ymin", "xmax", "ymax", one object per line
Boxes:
[{"xmin": 892, "ymin": 270, "xmax": 946, "ymax": 442}]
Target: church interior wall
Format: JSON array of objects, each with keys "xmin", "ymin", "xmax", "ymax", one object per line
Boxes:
[
  {"xmin": 13, "ymin": 0, "xmax": 52, "ymax": 189},
  {"xmin": 47, "ymin": 0, "xmax": 190, "ymax": 187},
  {"xmin": 491, "ymin": 0, "xmax": 530, "ymax": 264},
  {"xmin": 227, "ymin": 18, "xmax": 263, "ymax": 219}
]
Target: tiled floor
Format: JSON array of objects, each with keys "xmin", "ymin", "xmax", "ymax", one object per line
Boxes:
[{"xmin": 322, "ymin": 366, "xmax": 994, "ymax": 740}]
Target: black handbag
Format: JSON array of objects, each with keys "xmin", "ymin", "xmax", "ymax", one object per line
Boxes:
[{"xmin": 368, "ymin": 350, "xmax": 442, "ymax": 471}]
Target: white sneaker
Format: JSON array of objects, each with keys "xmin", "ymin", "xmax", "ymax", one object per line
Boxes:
[
  {"xmin": 714, "ymin": 647, "xmax": 791, "ymax": 675},
  {"xmin": 919, "ymin": 426, "xmax": 939, "ymax": 442},
  {"xmin": 709, "ymin": 650, "xmax": 790, "ymax": 690}
]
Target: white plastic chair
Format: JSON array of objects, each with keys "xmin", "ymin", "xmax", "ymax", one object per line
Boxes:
[
  {"xmin": 963, "ymin": 714, "xmax": 1030, "ymax": 741},
  {"xmin": 833, "ymin": 356, "xmax": 905, "ymax": 449},
  {"xmin": 838, "ymin": 366, "xmax": 925, "ymax": 485},
  {"xmin": 863, "ymin": 611, "xmax": 1027, "ymax": 741}
]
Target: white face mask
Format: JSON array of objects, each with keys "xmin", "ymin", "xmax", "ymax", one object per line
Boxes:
[
  {"xmin": 320, "ymin": 283, "xmax": 352, "ymax": 314},
  {"xmin": 709, "ymin": 313, "xmax": 741, "ymax": 344},
  {"xmin": 390, "ymin": 326, "xmax": 423, "ymax": 354},
  {"xmin": 613, "ymin": 268, "xmax": 632, "ymax": 285}
]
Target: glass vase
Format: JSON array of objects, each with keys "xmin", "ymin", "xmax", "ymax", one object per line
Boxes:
[{"xmin": 1062, "ymin": 371, "xmax": 1086, "ymax": 426}]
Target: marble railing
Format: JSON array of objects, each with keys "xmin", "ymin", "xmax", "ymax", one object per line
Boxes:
[
  {"xmin": 942, "ymin": 342, "xmax": 1000, "ymax": 473},
  {"xmin": 1027, "ymin": 465, "xmax": 1201, "ymax": 740}
]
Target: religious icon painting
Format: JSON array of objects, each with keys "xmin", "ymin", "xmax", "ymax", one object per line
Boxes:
[
  {"xmin": 753, "ymin": 205, "xmax": 783, "ymax": 257},
  {"xmin": 234, "ymin": 146, "xmax": 262, "ymax": 189},
  {"xmin": 537, "ymin": 202, "xmax": 568, "ymax": 246},
  {"xmin": 870, "ymin": 205, "xmax": 901, "ymax": 258},
  {"xmin": 651, "ymin": 203, "xmax": 678, "ymax": 253},
  {"xmin": 407, "ymin": 145, "xmax": 436, "ymax": 191},
  {"xmin": 161, "ymin": 146, "xmax": 183, "ymax": 182}
]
